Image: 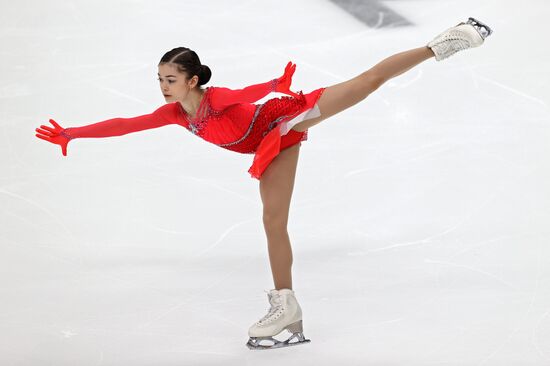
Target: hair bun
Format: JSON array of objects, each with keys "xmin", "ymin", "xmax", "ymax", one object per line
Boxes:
[{"xmin": 198, "ymin": 64, "xmax": 212, "ymax": 86}]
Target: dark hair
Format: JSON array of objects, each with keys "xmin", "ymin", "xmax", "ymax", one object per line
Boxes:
[{"xmin": 159, "ymin": 47, "xmax": 212, "ymax": 87}]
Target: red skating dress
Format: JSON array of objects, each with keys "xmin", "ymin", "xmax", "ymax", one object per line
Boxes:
[{"xmin": 60, "ymin": 79, "xmax": 325, "ymax": 180}]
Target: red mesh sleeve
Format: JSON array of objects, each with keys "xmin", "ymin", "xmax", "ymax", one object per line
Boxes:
[
  {"xmin": 61, "ymin": 103, "xmax": 185, "ymax": 140},
  {"xmin": 209, "ymin": 79, "xmax": 278, "ymax": 111}
]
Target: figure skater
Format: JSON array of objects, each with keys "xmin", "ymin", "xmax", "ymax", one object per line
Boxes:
[{"xmin": 35, "ymin": 18, "xmax": 493, "ymax": 350}]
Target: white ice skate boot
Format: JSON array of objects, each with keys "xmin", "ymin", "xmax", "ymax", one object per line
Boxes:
[
  {"xmin": 427, "ymin": 17, "xmax": 493, "ymax": 61},
  {"xmin": 246, "ymin": 288, "xmax": 311, "ymax": 350}
]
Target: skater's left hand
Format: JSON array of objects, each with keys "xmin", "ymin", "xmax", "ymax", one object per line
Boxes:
[{"xmin": 276, "ymin": 61, "xmax": 300, "ymax": 98}]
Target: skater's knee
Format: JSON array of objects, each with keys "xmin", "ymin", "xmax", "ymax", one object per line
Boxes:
[
  {"xmin": 360, "ymin": 71, "xmax": 386, "ymax": 94},
  {"xmin": 340, "ymin": 71, "xmax": 384, "ymax": 103},
  {"xmin": 262, "ymin": 211, "xmax": 288, "ymax": 233}
]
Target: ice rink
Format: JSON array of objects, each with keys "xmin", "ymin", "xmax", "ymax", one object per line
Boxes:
[{"xmin": 1, "ymin": 0, "xmax": 549, "ymax": 364}]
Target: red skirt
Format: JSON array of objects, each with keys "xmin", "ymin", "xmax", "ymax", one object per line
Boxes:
[{"xmin": 217, "ymin": 87, "xmax": 326, "ymax": 180}]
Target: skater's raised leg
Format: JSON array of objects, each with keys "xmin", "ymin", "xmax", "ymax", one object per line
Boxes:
[
  {"xmin": 291, "ymin": 17, "xmax": 493, "ymax": 133},
  {"xmin": 290, "ymin": 46, "xmax": 434, "ymax": 133}
]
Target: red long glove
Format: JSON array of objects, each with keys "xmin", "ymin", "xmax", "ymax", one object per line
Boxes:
[
  {"xmin": 209, "ymin": 61, "xmax": 300, "ymax": 110},
  {"xmin": 35, "ymin": 103, "xmax": 183, "ymax": 156},
  {"xmin": 35, "ymin": 119, "xmax": 70, "ymax": 156}
]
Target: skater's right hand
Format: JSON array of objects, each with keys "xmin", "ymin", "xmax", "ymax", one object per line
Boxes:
[{"xmin": 35, "ymin": 119, "xmax": 70, "ymax": 156}]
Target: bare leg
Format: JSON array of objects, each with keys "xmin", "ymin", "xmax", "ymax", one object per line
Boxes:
[
  {"xmin": 259, "ymin": 144, "xmax": 301, "ymax": 290},
  {"xmin": 370, "ymin": 46, "xmax": 435, "ymax": 81},
  {"xmin": 291, "ymin": 46, "xmax": 435, "ymax": 132}
]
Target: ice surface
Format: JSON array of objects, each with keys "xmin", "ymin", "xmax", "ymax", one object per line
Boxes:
[{"xmin": 1, "ymin": 0, "xmax": 549, "ymax": 365}]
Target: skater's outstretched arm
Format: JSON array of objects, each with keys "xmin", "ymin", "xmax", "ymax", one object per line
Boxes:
[
  {"xmin": 210, "ymin": 61, "xmax": 300, "ymax": 111},
  {"xmin": 34, "ymin": 102, "xmax": 185, "ymax": 156}
]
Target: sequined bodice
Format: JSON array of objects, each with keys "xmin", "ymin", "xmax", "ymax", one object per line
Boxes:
[
  {"xmin": 180, "ymin": 87, "xmax": 261, "ymax": 149},
  {"xmin": 181, "ymin": 87, "xmax": 223, "ymax": 136},
  {"xmin": 175, "ymin": 84, "xmax": 316, "ymax": 156}
]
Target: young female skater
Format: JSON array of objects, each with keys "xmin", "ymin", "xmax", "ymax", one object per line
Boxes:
[{"xmin": 35, "ymin": 18, "xmax": 492, "ymax": 350}]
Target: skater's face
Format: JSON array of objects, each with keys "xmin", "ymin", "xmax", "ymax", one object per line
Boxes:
[{"xmin": 157, "ymin": 63, "xmax": 199, "ymax": 103}]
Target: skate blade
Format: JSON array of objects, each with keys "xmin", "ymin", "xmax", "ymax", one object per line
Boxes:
[
  {"xmin": 246, "ymin": 332, "xmax": 311, "ymax": 350},
  {"xmin": 467, "ymin": 17, "xmax": 493, "ymax": 38}
]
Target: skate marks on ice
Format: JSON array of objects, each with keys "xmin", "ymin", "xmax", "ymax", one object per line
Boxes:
[{"xmin": 329, "ymin": 0, "xmax": 413, "ymax": 28}]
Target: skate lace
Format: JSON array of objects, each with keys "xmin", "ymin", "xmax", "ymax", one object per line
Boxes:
[
  {"xmin": 441, "ymin": 31, "xmax": 471, "ymax": 44},
  {"xmin": 443, "ymin": 38, "xmax": 469, "ymax": 51},
  {"xmin": 257, "ymin": 290, "xmax": 284, "ymax": 325}
]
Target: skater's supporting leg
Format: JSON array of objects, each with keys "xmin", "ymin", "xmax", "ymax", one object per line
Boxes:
[
  {"xmin": 259, "ymin": 143, "xmax": 301, "ymax": 290},
  {"xmin": 291, "ymin": 46, "xmax": 434, "ymax": 132}
]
